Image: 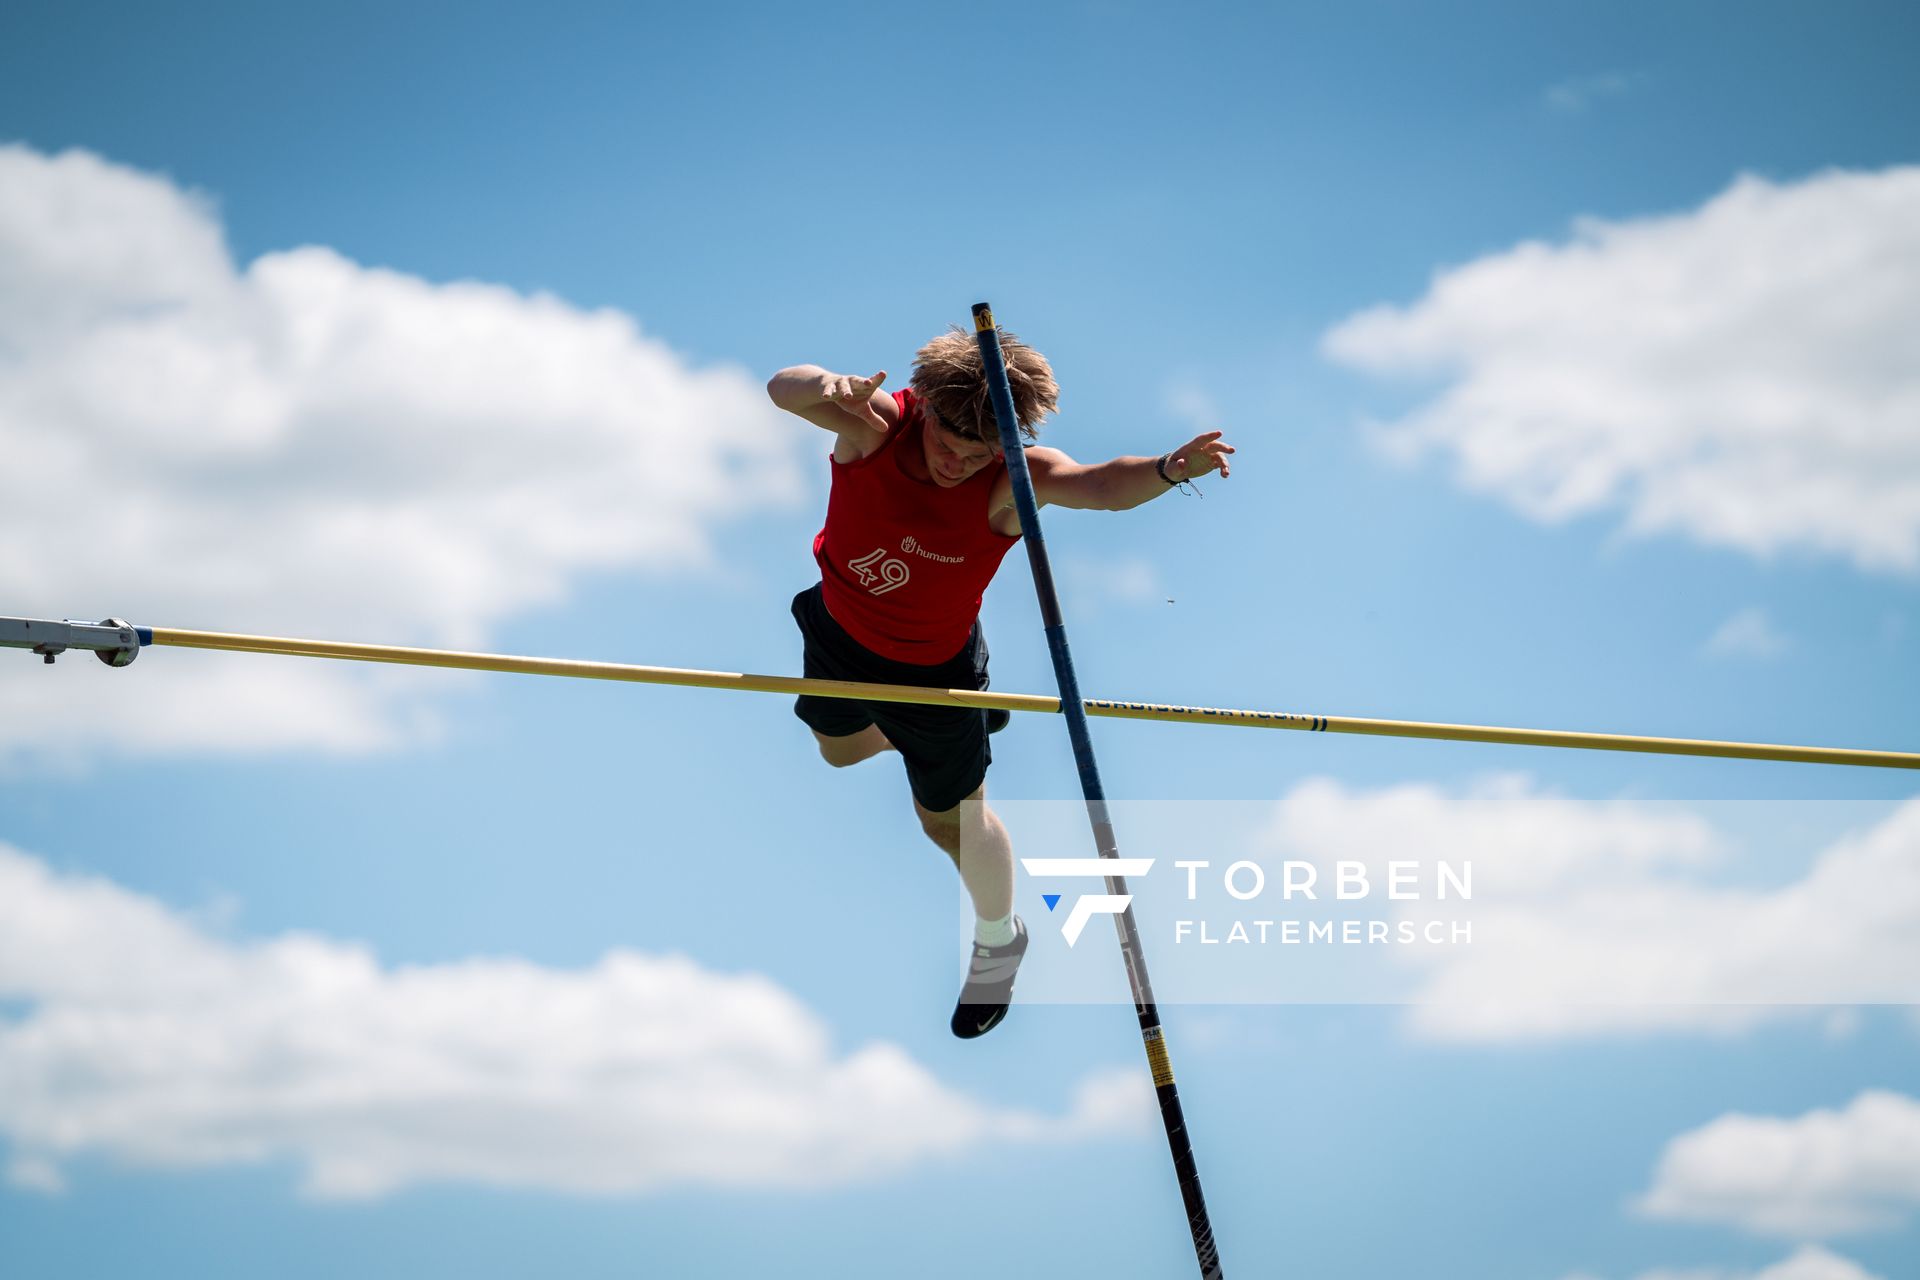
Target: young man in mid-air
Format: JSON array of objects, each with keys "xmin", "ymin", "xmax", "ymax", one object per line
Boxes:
[{"xmin": 768, "ymin": 326, "xmax": 1234, "ymax": 1038}]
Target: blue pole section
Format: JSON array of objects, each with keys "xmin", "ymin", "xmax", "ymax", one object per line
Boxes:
[{"xmin": 972, "ymin": 303, "xmax": 1225, "ymax": 1279}]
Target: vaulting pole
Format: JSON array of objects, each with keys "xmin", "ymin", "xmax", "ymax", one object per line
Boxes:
[
  {"xmin": 972, "ymin": 302, "xmax": 1225, "ymax": 1278},
  {"xmin": 4, "ymin": 617, "xmax": 1916, "ymax": 770}
]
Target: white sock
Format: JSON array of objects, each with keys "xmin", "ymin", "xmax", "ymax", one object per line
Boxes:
[{"xmin": 974, "ymin": 912, "xmax": 1017, "ymax": 948}]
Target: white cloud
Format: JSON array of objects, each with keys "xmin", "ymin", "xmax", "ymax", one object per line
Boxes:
[
  {"xmin": 1545, "ymin": 71, "xmax": 1641, "ymax": 113},
  {"xmin": 1162, "ymin": 382, "xmax": 1224, "ymax": 435},
  {"xmin": 1638, "ymin": 1092, "xmax": 1920, "ymax": 1239},
  {"xmin": 0, "ymin": 144, "xmax": 809, "ymax": 767},
  {"xmin": 1704, "ymin": 608, "xmax": 1792, "ymax": 660},
  {"xmin": 1751, "ymin": 1251, "xmax": 1884, "ymax": 1280},
  {"xmin": 1060, "ymin": 554, "xmax": 1167, "ymax": 614},
  {"xmin": 1322, "ymin": 167, "xmax": 1920, "ymax": 574},
  {"xmin": 1559, "ymin": 1245, "xmax": 1885, "ymax": 1280},
  {"xmin": 1258, "ymin": 777, "xmax": 1920, "ymax": 1040},
  {"xmin": 0, "ymin": 844, "xmax": 1150, "ymax": 1199},
  {"xmin": 4, "ymin": 1152, "xmax": 65, "ymax": 1194}
]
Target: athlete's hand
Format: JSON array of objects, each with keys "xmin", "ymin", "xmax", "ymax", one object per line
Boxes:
[
  {"xmin": 826, "ymin": 370, "xmax": 890, "ymax": 433},
  {"xmin": 1165, "ymin": 431, "xmax": 1235, "ymax": 481}
]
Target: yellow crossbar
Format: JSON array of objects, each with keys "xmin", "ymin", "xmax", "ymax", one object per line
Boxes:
[{"xmin": 147, "ymin": 627, "xmax": 1920, "ymax": 771}]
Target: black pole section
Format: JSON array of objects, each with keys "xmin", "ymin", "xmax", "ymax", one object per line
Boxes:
[{"xmin": 972, "ymin": 302, "xmax": 1225, "ymax": 1279}]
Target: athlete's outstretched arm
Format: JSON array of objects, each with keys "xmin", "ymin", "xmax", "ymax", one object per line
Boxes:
[
  {"xmin": 766, "ymin": 366, "xmax": 900, "ymax": 437},
  {"xmin": 1027, "ymin": 432, "xmax": 1235, "ymax": 511}
]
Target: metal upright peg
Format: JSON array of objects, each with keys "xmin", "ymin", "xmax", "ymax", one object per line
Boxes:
[{"xmin": 0, "ymin": 616, "xmax": 145, "ymax": 667}]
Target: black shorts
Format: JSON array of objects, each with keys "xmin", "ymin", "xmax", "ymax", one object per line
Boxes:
[{"xmin": 790, "ymin": 583, "xmax": 993, "ymax": 813}]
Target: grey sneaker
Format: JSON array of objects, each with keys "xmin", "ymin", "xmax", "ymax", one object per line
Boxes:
[{"xmin": 951, "ymin": 916, "xmax": 1028, "ymax": 1039}]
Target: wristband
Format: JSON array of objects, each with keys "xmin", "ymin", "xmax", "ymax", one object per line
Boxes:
[{"xmin": 1156, "ymin": 452, "xmax": 1201, "ymax": 497}]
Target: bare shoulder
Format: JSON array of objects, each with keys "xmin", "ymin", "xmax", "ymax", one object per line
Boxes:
[
  {"xmin": 1022, "ymin": 445, "xmax": 1080, "ymax": 473},
  {"xmin": 833, "ymin": 392, "xmax": 907, "ymax": 463},
  {"xmin": 991, "ymin": 447, "xmax": 1081, "ymax": 498},
  {"xmin": 1024, "ymin": 446, "xmax": 1096, "ymax": 485},
  {"xmin": 986, "ymin": 445, "xmax": 1090, "ymax": 535}
]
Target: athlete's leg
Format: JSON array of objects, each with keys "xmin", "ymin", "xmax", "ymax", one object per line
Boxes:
[
  {"xmin": 914, "ymin": 784, "xmax": 1013, "ymax": 921},
  {"xmin": 923, "ymin": 784, "xmax": 1027, "ymax": 1039},
  {"xmin": 812, "ymin": 725, "xmax": 895, "ymax": 767}
]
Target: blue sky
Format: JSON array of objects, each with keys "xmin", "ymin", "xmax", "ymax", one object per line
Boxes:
[{"xmin": 2, "ymin": 3, "xmax": 1918, "ymax": 1278}]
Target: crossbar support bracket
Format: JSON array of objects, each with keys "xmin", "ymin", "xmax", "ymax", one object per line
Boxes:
[{"xmin": 0, "ymin": 616, "xmax": 144, "ymax": 666}]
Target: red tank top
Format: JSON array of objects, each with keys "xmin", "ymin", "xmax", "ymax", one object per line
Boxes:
[{"xmin": 813, "ymin": 389, "xmax": 1022, "ymax": 663}]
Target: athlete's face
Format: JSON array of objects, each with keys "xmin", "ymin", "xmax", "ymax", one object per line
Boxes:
[{"xmin": 922, "ymin": 410, "xmax": 1000, "ymax": 486}]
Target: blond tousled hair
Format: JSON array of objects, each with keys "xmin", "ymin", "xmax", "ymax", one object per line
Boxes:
[{"xmin": 909, "ymin": 326, "xmax": 1059, "ymax": 445}]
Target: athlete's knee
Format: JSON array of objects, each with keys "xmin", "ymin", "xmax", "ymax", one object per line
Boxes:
[
  {"xmin": 816, "ymin": 737, "xmax": 863, "ymax": 768},
  {"xmin": 915, "ymin": 803, "xmax": 962, "ymax": 854},
  {"xmin": 815, "ymin": 726, "xmax": 887, "ymax": 768}
]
